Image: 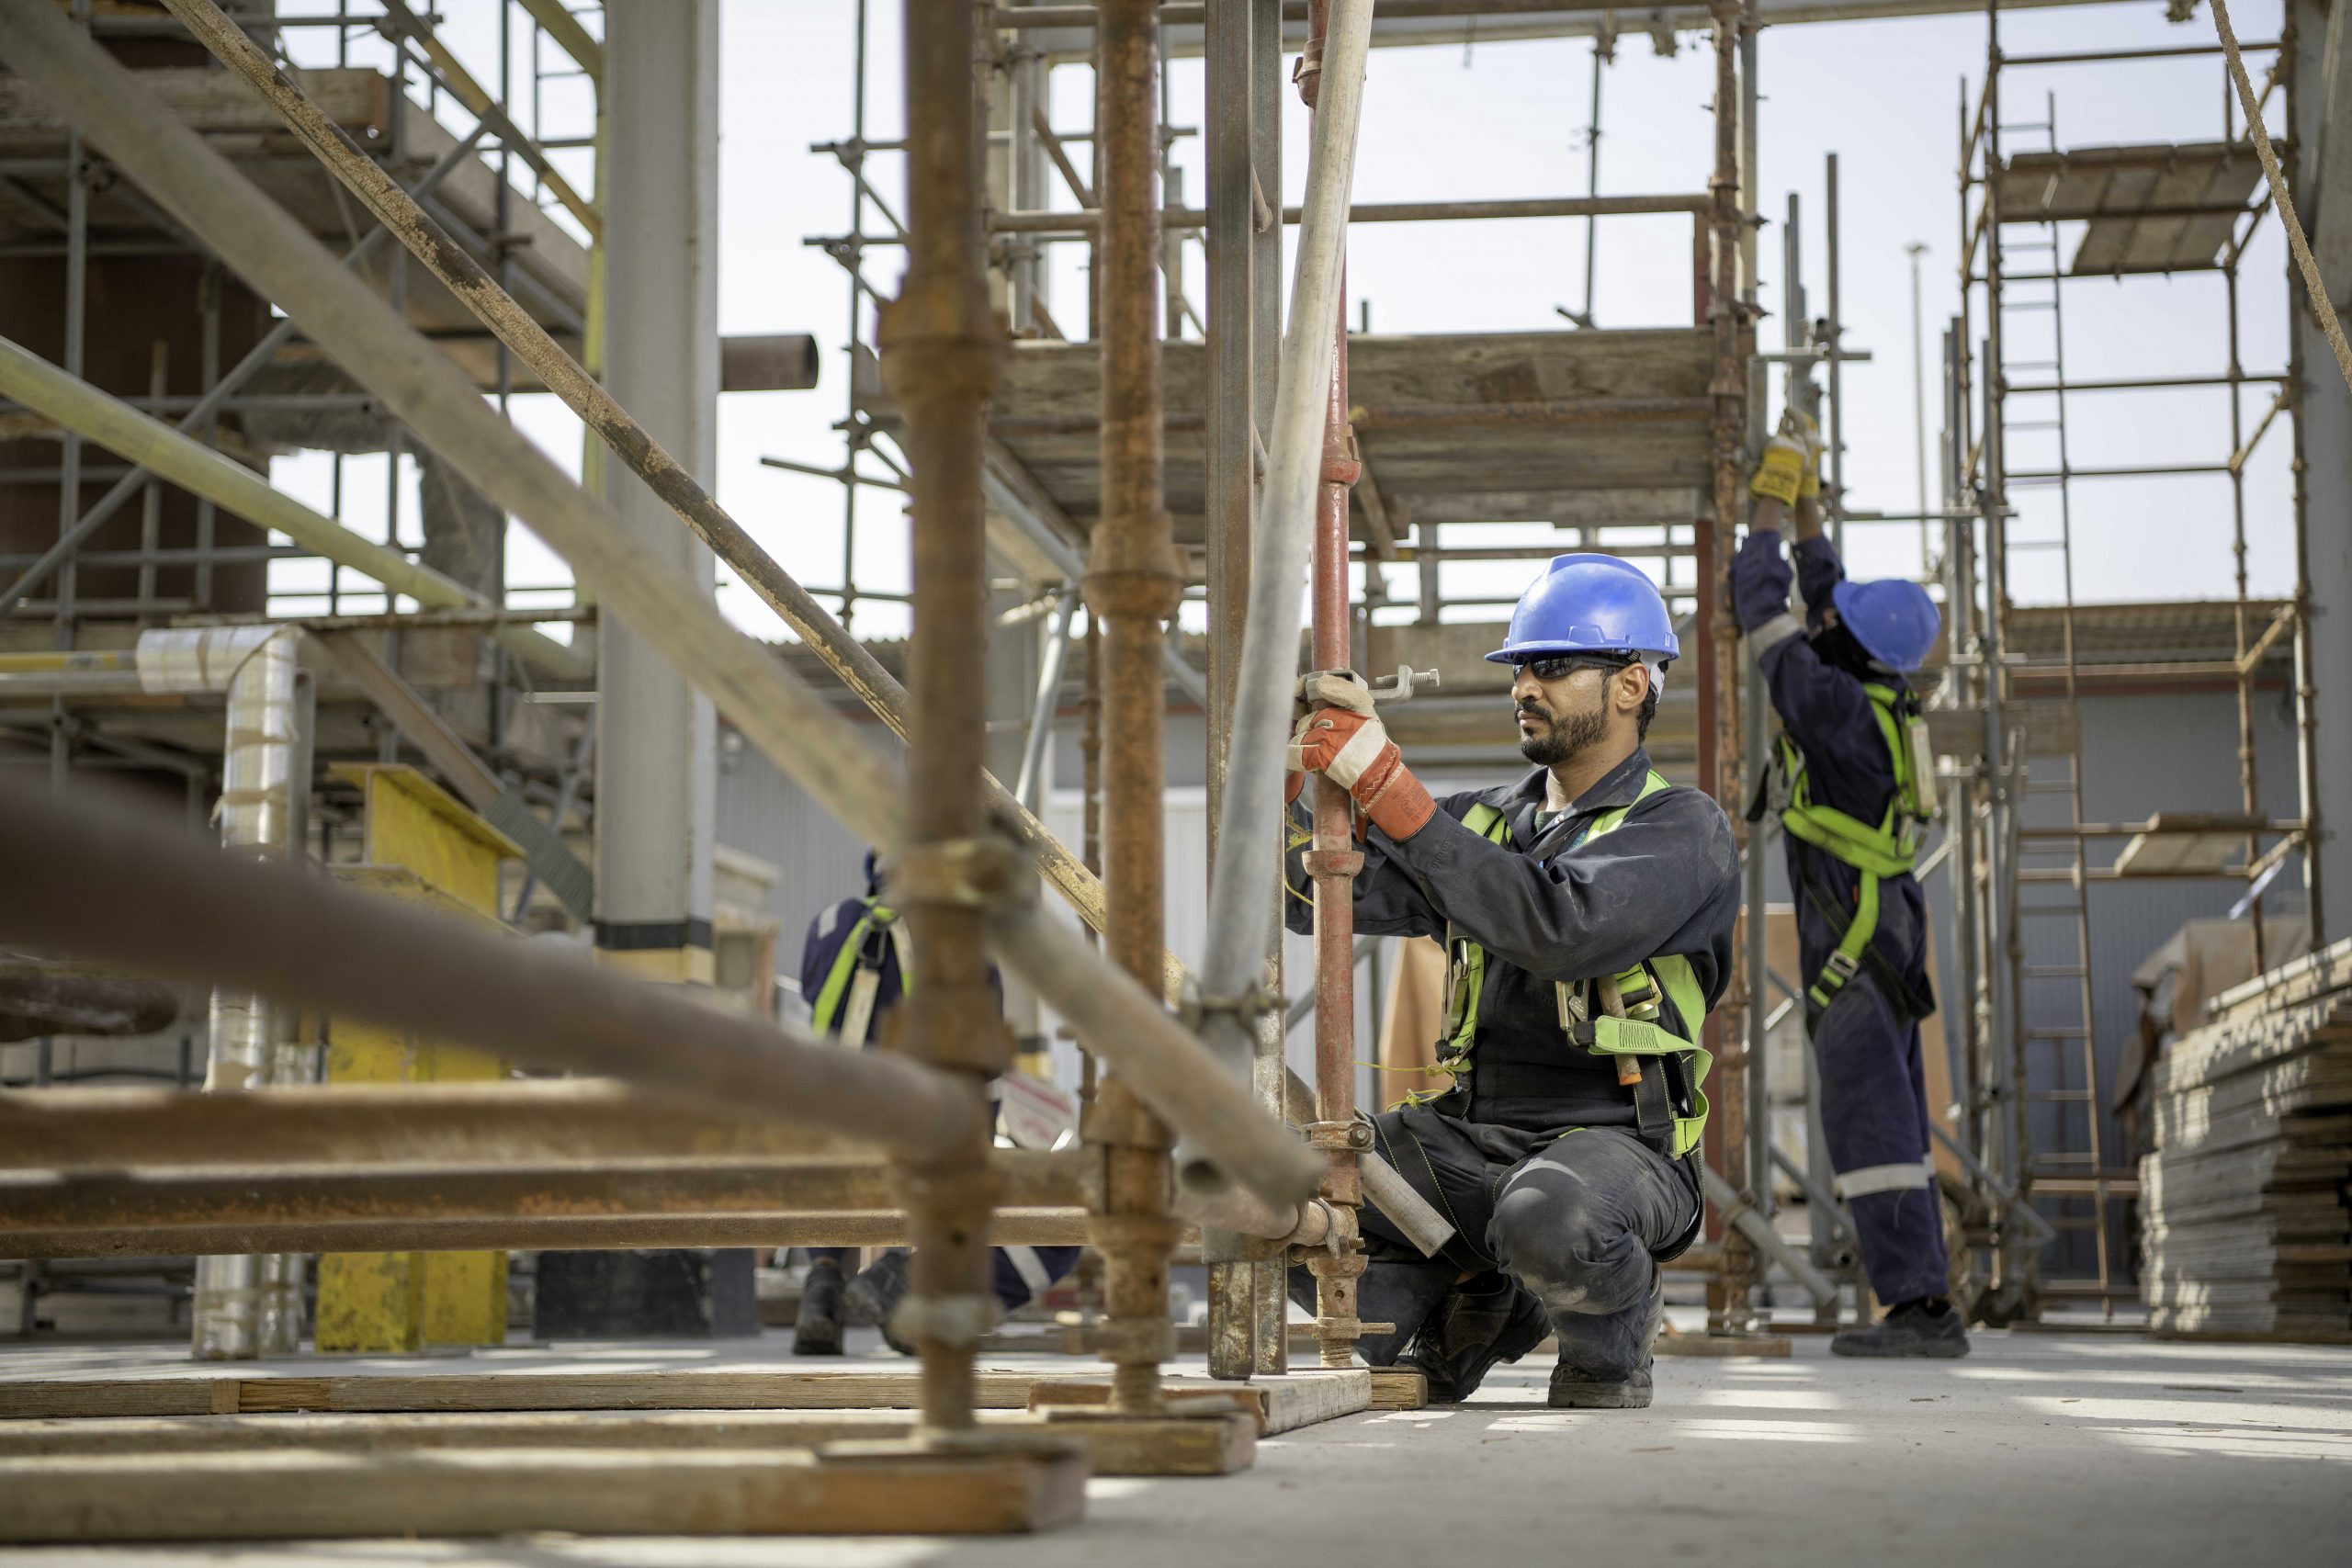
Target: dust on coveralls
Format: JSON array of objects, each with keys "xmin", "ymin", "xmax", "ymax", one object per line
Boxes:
[
  {"xmin": 798, "ymin": 886, "xmax": 1078, "ymax": 1311},
  {"xmin": 1283, "ymin": 747, "xmax": 1740, "ymax": 1378},
  {"xmin": 1732, "ymin": 528, "xmax": 1952, "ymax": 1307}
]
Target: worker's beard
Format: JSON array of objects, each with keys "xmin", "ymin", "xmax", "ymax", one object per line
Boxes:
[{"xmin": 1515, "ymin": 697, "xmax": 1609, "ymax": 768}]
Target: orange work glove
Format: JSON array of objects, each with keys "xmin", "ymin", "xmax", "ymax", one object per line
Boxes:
[{"xmin": 1287, "ymin": 703, "xmax": 1437, "ymax": 840}]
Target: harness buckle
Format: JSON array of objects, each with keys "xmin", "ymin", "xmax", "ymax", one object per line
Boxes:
[{"xmin": 1822, "ymin": 949, "xmax": 1862, "ymax": 984}]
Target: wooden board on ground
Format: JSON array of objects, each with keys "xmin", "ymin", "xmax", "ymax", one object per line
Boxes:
[
  {"xmin": 0, "ymin": 1445, "xmax": 1087, "ymax": 1542},
  {"xmin": 0, "ymin": 1368, "xmax": 1048, "ymax": 1421},
  {"xmin": 1367, "ymin": 1369, "xmax": 1428, "ymax": 1409},
  {"xmin": 0, "ymin": 1406, "xmax": 1254, "ymax": 1478},
  {"xmin": 1655, "ymin": 1325, "xmax": 1794, "ymax": 1359},
  {"xmin": 1028, "ymin": 1370, "xmax": 1371, "ymax": 1436}
]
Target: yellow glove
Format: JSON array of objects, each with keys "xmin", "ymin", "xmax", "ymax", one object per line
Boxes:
[
  {"xmin": 1789, "ymin": 409, "xmax": 1826, "ymax": 498},
  {"xmin": 1749, "ymin": 423, "xmax": 1805, "ymax": 506}
]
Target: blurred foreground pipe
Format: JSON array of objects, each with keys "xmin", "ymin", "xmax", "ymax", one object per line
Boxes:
[{"xmin": 0, "ymin": 771, "xmax": 989, "ymax": 1164}]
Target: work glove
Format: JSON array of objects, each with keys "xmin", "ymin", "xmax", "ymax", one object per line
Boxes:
[
  {"xmin": 1787, "ymin": 409, "xmax": 1826, "ymax": 499},
  {"xmin": 1730, "ymin": 526, "xmax": 1798, "ymax": 640},
  {"xmin": 1288, "ymin": 673, "xmax": 1437, "ymax": 841},
  {"xmin": 1747, "ymin": 416, "xmax": 1808, "ymax": 507}
]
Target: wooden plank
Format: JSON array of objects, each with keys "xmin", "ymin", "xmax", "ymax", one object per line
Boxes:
[
  {"xmin": 0, "ymin": 1407, "xmax": 1255, "ymax": 1479},
  {"xmin": 1027, "ymin": 1370, "xmax": 1371, "ymax": 1435},
  {"xmin": 1367, "ymin": 1369, "xmax": 1428, "ymax": 1410},
  {"xmin": 0, "ymin": 1368, "xmax": 1049, "ymax": 1421},
  {"xmin": 1655, "ymin": 1325, "xmax": 1793, "ymax": 1359},
  {"xmin": 0, "ymin": 1445, "xmax": 1087, "ymax": 1541}
]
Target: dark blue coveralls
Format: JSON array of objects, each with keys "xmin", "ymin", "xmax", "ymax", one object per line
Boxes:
[
  {"xmin": 1732, "ymin": 528, "xmax": 1951, "ymax": 1307},
  {"xmin": 1284, "ymin": 747, "xmax": 1739, "ymax": 1378},
  {"xmin": 797, "ymin": 892, "xmax": 1080, "ymax": 1313}
]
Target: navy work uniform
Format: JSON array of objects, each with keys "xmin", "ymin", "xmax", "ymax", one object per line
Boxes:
[
  {"xmin": 1733, "ymin": 528, "xmax": 1951, "ymax": 1308},
  {"xmin": 1284, "ymin": 746, "xmax": 1740, "ymax": 1380},
  {"xmin": 798, "ymin": 885, "xmax": 1078, "ymax": 1313}
]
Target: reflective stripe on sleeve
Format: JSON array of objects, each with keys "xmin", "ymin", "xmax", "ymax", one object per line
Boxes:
[
  {"xmin": 1747, "ymin": 612, "xmax": 1805, "ymax": 653},
  {"xmin": 1833, "ymin": 1160, "xmax": 1936, "ymax": 1199}
]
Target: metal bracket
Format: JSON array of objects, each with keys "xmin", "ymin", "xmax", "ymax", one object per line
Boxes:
[
  {"xmin": 1366, "ymin": 663, "xmax": 1440, "ymax": 705},
  {"xmin": 1304, "ymin": 1119, "xmax": 1374, "ymax": 1152}
]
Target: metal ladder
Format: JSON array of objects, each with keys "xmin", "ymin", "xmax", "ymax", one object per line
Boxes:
[{"xmin": 1991, "ymin": 98, "xmax": 2120, "ymax": 1307}]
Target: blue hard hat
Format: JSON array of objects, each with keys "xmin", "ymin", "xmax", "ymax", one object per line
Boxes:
[
  {"xmin": 1829, "ymin": 578, "xmax": 1940, "ymax": 673},
  {"xmin": 1486, "ymin": 554, "xmax": 1679, "ymax": 666}
]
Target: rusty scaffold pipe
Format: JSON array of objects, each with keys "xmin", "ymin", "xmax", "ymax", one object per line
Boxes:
[
  {"xmin": 1082, "ymin": 0, "xmax": 1185, "ymax": 1416},
  {"xmin": 0, "ymin": 0, "xmax": 1320, "ymax": 1213},
  {"xmin": 1296, "ymin": 0, "xmax": 1370, "ymax": 1370},
  {"xmin": 881, "ymin": 0, "xmax": 1016, "ymax": 1437},
  {"xmin": 1703, "ymin": 0, "xmax": 1758, "ymax": 1328},
  {"xmin": 149, "ymin": 0, "xmax": 1169, "ymax": 1003}
]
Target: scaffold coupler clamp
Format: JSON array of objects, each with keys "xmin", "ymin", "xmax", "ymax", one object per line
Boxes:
[{"xmin": 1366, "ymin": 664, "xmax": 1441, "ymax": 705}]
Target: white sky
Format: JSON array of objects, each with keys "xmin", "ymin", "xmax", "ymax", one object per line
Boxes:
[{"xmin": 264, "ymin": 0, "xmax": 2301, "ymax": 646}]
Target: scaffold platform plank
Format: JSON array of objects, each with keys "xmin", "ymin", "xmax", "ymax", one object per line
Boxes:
[
  {"xmin": 854, "ymin": 330, "xmax": 1717, "ymax": 548},
  {"xmin": 1995, "ymin": 142, "xmax": 2268, "ymax": 276},
  {"xmin": 0, "ymin": 1443, "xmax": 1089, "ymax": 1542},
  {"xmin": 0, "ymin": 1405, "xmax": 1257, "ymax": 1478}
]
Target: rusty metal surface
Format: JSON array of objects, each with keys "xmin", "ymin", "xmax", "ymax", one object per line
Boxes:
[
  {"xmin": 0, "ymin": 964, "xmax": 177, "ymax": 1043},
  {"xmin": 880, "ymin": 0, "xmax": 1014, "ymax": 1435},
  {"xmin": 1081, "ymin": 0, "xmax": 1186, "ymax": 1417}
]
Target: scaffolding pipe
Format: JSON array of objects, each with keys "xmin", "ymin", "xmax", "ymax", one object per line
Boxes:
[
  {"xmin": 168, "ymin": 627, "xmax": 300, "ymax": 1361},
  {"xmin": 0, "ymin": 335, "xmax": 582, "ymax": 680},
  {"xmin": 1298, "ymin": 0, "xmax": 1370, "ymax": 1368},
  {"xmin": 0, "ymin": 0, "xmax": 1317, "ymax": 1207},
  {"xmin": 153, "ymin": 0, "xmax": 1180, "ymax": 1002},
  {"xmin": 1701, "ymin": 1163, "xmax": 1838, "ymax": 1308},
  {"xmin": 1081, "ymin": 0, "xmax": 1187, "ymax": 1417},
  {"xmin": 0, "ymin": 769, "xmax": 990, "ymax": 1161},
  {"xmin": 1193, "ymin": 0, "xmax": 1374, "ymax": 1116},
  {"xmin": 886, "ymin": 0, "xmax": 1033, "ymax": 1435},
  {"xmin": 1014, "ymin": 589, "xmax": 1080, "ymax": 810}
]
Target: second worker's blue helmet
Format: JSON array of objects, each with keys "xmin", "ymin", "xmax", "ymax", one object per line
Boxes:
[
  {"xmin": 1829, "ymin": 578, "xmax": 1939, "ymax": 673},
  {"xmin": 1486, "ymin": 553, "xmax": 1679, "ymax": 666}
]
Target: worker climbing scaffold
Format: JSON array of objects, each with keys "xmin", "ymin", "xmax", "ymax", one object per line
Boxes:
[
  {"xmin": 1731, "ymin": 412, "xmax": 1967, "ymax": 1358},
  {"xmin": 1281, "ymin": 557, "xmax": 1739, "ymax": 1409}
]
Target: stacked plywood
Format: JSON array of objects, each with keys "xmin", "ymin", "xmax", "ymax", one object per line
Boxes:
[{"xmin": 2140, "ymin": 939, "xmax": 2352, "ymax": 1338}]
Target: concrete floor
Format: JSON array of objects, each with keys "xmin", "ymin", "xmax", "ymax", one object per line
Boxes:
[{"xmin": 2, "ymin": 1323, "xmax": 2347, "ymax": 1566}]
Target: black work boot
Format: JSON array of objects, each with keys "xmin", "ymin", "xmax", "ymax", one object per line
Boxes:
[
  {"xmin": 1401, "ymin": 1275, "xmax": 1550, "ymax": 1403},
  {"xmin": 844, "ymin": 1250, "xmax": 915, "ymax": 1355},
  {"xmin": 791, "ymin": 1256, "xmax": 846, "ymax": 1357},
  {"xmin": 1548, "ymin": 1273, "xmax": 1662, "ymax": 1408},
  {"xmin": 1831, "ymin": 1297, "xmax": 1971, "ymax": 1359},
  {"xmin": 1548, "ymin": 1363, "xmax": 1654, "ymax": 1408}
]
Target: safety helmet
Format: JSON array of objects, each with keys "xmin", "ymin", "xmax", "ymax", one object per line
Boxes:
[
  {"xmin": 1485, "ymin": 554, "xmax": 1679, "ymax": 666},
  {"xmin": 1829, "ymin": 578, "xmax": 1939, "ymax": 673}
]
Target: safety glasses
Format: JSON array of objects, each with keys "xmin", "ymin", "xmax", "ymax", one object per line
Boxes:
[{"xmin": 1511, "ymin": 653, "xmax": 1633, "ymax": 683}]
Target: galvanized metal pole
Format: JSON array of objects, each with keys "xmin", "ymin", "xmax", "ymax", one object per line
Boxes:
[
  {"xmin": 1295, "ymin": 0, "xmax": 1369, "ymax": 1370},
  {"xmin": 185, "ymin": 627, "xmax": 302, "ymax": 1360},
  {"xmin": 1704, "ymin": 0, "xmax": 1756, "ymax": 1331},
  {"xmin": 1202, "ymin": 0, "xmax": 1264, "ymax": 1379},
  {"xmin": 1193, "ymin": 0, "xmax": 1373, "ymax": 1098}
]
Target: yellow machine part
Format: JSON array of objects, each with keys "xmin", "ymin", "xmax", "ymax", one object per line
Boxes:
[{"xmin": 313, "ymin": 766, "xmax": 519, "ymax": 1355}]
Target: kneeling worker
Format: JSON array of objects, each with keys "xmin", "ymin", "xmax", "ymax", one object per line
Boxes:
[
  {"xmin": 1731, "ymin": 414, "xmax": 1966, "ymax": 1358},
  {"xmin": 1285, "ymin": 556, "xmax": 1738, "ymax": 1409}
]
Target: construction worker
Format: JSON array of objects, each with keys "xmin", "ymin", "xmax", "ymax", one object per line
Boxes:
[
  {"xmin": 1731, "ymin": 413, "xmax": 1965, "ymax": 1358},
  {"xmin": 790, "ymin": 852, "xmax": 1080, "ymax": 1356},
  {"xmin": 1283, "ymin": 556, "xmax": 1739, "ymax": 1410}
]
